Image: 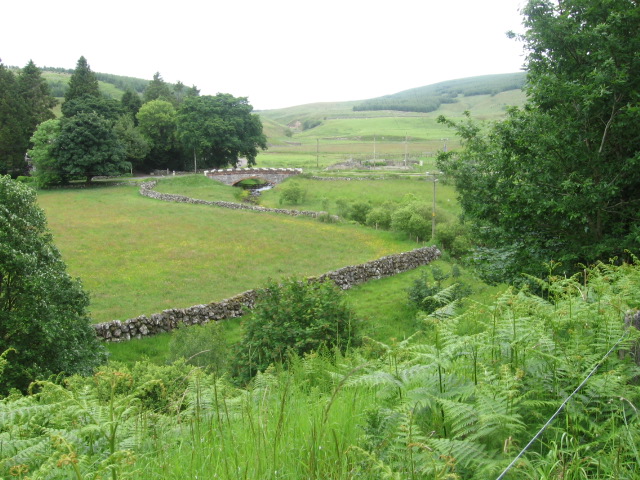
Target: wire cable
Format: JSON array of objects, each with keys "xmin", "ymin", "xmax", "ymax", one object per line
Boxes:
[{"xmin": 495, "ymin": 331, "xmax": 629, "ymax": 480}]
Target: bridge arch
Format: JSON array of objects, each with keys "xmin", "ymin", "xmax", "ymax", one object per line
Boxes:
[{"xmin": 204, "ymin": 168, "xmax": 303, "ymax": 186}]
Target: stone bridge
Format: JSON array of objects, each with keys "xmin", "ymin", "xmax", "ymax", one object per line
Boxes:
[{"xmin": 204, "ymin": 168, "xmax": 303, "ymax": 186}]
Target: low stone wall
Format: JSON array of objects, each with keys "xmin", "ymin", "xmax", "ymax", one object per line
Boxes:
[
  {"xmin": 139, "ymin": 181, "xmax": 324, "ymax": 217},
  {"xmin": 93, "ymin": 245, "xmax": 441, "ymax": 342}
]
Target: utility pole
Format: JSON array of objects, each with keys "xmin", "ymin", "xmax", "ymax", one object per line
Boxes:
[
  {"xmin": 426, "ymin": 171, "xmax": 442, "ymax": 240},
  {"xmin": 316, "ymin": 138, "xmax": 319, "ymax": 168},
  {"xmin": 373, "ymin": 134, "xmax": 376, "ymax": 161},
  {"xmin": 404, "ymin": 133, "xmax": 408, "ymax": 167}
]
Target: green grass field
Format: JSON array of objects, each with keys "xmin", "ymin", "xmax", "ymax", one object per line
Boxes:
[{"xmin": 37, "ymin": 184, "xmax": 419, "ymax": 324}]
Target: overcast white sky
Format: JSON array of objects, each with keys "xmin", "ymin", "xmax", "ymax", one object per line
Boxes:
[{"xmin": 2, "ymin": 0, "xmax": 527, "ymax": 110}]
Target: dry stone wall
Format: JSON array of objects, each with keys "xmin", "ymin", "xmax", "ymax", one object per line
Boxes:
[
  {"xmin": 139, "ymin": 181, "xmax": 323, "ymax": 217},
  {"xmin": 93, "ymin": 245, "xmax": 441, "ymax": 342}
]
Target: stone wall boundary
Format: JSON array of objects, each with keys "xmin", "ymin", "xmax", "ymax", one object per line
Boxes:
[
  {"xmin": 139, "ymin": 181, "xmax": 324, "ymax": 218},
  {"xmin": 93, "ymin": 245, "xmax": 441, "ymax": 342}
]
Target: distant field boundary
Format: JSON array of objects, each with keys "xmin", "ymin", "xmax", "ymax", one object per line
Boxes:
[
  {"xmin": 139, "ymin": 180, "xmax": 325, "ymax": 217},
  {"xmin": 93, "ymin": 245, "xmax": 441, "ymax": 342}
]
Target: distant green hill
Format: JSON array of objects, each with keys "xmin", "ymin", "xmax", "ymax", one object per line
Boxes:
[
  {"xmin": 41, "ymin": 68, "xmax": 150, "ymax": 100},
  {"xmin": 258, "ymin": 73, "xmax": 527, "ymax": 140},
  {"xmin": 353, "ymin": 72, "xmax": 526, "ymax": 113}
]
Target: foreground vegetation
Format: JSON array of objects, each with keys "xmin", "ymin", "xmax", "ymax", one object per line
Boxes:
[{"xmin": 2, "ymin": 261, "xmax": 639, "ymax": 479}]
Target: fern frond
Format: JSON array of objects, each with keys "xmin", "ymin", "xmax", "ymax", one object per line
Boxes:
[{"xmin": 427, "ymin": 437, "xmax": 490, "ymax": 470}]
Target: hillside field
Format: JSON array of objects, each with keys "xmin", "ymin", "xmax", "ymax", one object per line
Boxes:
[{"xmin": 37, "ymin": 183, "xmax": 421, "ymax": 324}]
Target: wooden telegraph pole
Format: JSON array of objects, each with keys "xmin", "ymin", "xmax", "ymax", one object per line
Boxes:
[{"xmin": 426, "ymin": 171, "xmax": 442, "ymax": 239}]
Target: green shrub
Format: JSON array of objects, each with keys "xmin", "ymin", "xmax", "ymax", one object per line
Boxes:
[
  {"xmin": 15, "ymin": 176, "xmax": 35, "ymax": 184},
  {"xmin": 168, "ymin": 321, "xmax": 228, "ymax": 374},
  {"xmin": 335, "ymin": 198, "xmax": 351, "ymax": 217},
  {"xmin": 278, "ymin": 182, "xmax": 306, "ymax": 205},
  {"xmin": 391, "ymin": 201, "xmax": 431, "ymax": 241},
  {"xmin": 365, "ymin": 203, "xmax": 394, "ymax": 230},
  {"xmin": 317, "ymin": 212, "xmax": 339, "ymax": 223},
  {"xmin": 408, "ymin": 266, "xmax": 473, "ymax": 314},
  {"xmin": 350, "ymin": 201, "xmax": 373, "ymax": 224},
  {"xmin": 231, "ymin": 278, "xmax": 361, "ymax": 383},
  {"xmin": 435, "ymin": 221, "xmax": 473, "ymax": 258}
]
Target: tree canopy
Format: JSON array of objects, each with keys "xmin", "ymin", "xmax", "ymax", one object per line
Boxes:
[
  {"xmin": 437, "ymin": 0, "xmax": 640, "ymax": 284},
  {"xmin": 64, "ymin": 56, "xmax": 100, "ymax": 103},
  {"xmin": 0, "ymin": 176, "xmax": 106, "ymax": 393},
  {"xmin": 176, "ymin": 94, "xmax": 267, "ymax": 169},
  {"xmin": 17, "ymin": 60, "xmax": 56, "ymax": 135},
  {"xmin": 54, "ymin": 112, "xmax": 128, "ymax": 184},
  {"xmin": 0, "ymin": 59, "xmax": 56, "ymax": 176}
]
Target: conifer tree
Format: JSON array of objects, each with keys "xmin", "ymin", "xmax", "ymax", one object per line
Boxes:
[
  {"xmin": 143, "ymin": 72, "xmax": 173, "ymax": 103},
  {"xmin": 64, "ymin": 56, "xmax": 100, "ymax": 103},
  {"xmin": 0, "ymin": 60, "xmax": 29, "ymax": 176},
  {"xmin": 17, "ymin": 60, "xmax": 56, "ymax": 136}
]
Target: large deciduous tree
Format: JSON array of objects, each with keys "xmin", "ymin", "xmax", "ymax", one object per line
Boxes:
[
  {"xmin": 28, "ymin": 118, "xmax": 64, "ymax": 187},
  {"xmin": 176, "ymin": 94, "xmax": 267, "ymax": 169},
  {"xmin": 0, "ymin": 175, "xmax": 106, "ymax": 394},
  {"xmin": 437, "ymin": 0, "xmax": 640, "ymax": 284},
  {"xmin": 54, "ymin": 112, "xmax": 128, "ymax": 185},
  {"xmin": 136, "ymin": 99, "xmax": 181, "ymax": 170}
]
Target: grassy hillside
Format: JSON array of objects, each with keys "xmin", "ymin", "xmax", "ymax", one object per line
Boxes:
[
  {"xmin": 256, "ymin": 75, "xmax": 526, "ymax": 169},
  {"xmin": 42, "ymin": 70, "xmax": 130, "ymax": 101},
  {"xmin": 353, "ymin": 72, "xmax": 526, "ymax": 113}
]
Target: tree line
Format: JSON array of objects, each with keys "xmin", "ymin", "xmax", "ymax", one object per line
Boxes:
[{"xmin": 0, "ymin": 56, "xmax": 267, "ymax": 186}]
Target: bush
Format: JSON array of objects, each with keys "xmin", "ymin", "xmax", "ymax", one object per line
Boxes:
[
  {"xmin": 15, "ymin": 176, "xmax": 35, "ymax": 185},
  {"xmin": 350, "ymin": 201, "xmax": 373, "ymax": 224},
  {"xmin": 317, "ymin": 212, "xmax": 339, "ymax": 223},
  {"xmin": 391, "ymin": 201, "xmax": 431, "ymax": 241},
  {"xmin": 366, "ymin": 203, "xmax": 394, "ymax": 230},
  {"xmin": 231, "ymin": 278, "xmax": 361, "ymax": 383},
  {"xmin": 335, "ymin": 198, "xmax": 351, "ymax": 218},
  {"xmin": 435, "ymin": 221, "xmax": 473, "ymax": 258},
  {"xmin": 407, "ymin": 266, "xmax": 473, "ymax": 314},
  {"xmin": 169, "ymin": 321, "xmax": 228, "ymax": 375},
  {"xmin": 278, "ymin": 182, "xmax": 306, "ymax": 205}
]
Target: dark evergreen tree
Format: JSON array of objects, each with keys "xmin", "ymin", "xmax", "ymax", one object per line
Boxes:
[
  {"xmin": 186, "ymin": 85, "xmax": 200, "ymax": 97},
  {"xmin": 64, "ymin": 56, "xmax": 100, "ymax": 103},
  {"xmin": 0, "ymin": 61, "xmax": 29, "ymax": 176},
  {"xmin": 61, "ymin": 94, "xmax": 124, "ymax": 121},
  {"xmin": 121, "ymin": 89, "xmax": 143, "ymax": 123},
  {"xmin": 17, "ymin": 60, "xmax": 56, "ymax": 138},
  {"xmin": 143, "ymin": 72, "xmax": 173, "ymax": 104}
]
